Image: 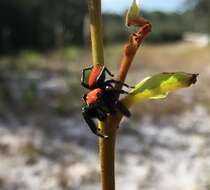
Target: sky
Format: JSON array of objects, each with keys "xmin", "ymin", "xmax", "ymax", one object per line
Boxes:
[{"xmin": 102, "ymin": 0, "xmax": 185, "ymax": 13}]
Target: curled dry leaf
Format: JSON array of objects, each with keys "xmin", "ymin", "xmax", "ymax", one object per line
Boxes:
[{"xmin": 125, "ymin": 0, "xmax": 140, "ymax": 27}]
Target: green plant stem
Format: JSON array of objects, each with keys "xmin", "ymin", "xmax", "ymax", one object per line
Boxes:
[
  {"xmin": 99, "ymin": 120, "xmax": 117, "ymax": 190},
  {"xmin": 88, "ymin": 0, "xmax": 104, "ymax": 66},
  {"xmin": 88, "ymin": 1, "xmax": 116, "ymax": 190}
]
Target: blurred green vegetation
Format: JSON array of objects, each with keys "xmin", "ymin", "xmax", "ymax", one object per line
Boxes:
[
  {"xmin": 185, "ymin": 0, "xmax": 210, "ymax": 33},
  {"xmin": 103, "ymin": 4, "xmax": 210, "ymax": 44},
  {"xmin": 0, "ymin": 0, "xmax": 87, "ymax": 53},
  {"xmin": 103, "ymin": 12, "xmax": 186, "ymax": 44},
  {"xmin": 0, "ymin": 0, "xmax": 209, "ymax": 53},
  {"xmin": 142, "ymin": 12, "xmax": 185, "ymax": 43},
  {"xmin": 102, "ymin": 0, "xmax": 210, "ymax": 44},
  {"xmin": 103, "ymin": 14, "xmax": 127, "ymax": 43}
]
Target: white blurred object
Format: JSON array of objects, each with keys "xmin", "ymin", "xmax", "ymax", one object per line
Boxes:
[
  {"xmin": 39, "ymin": 78, "xmax": 68, "ymax": 96},
  {"xmin": 183, "ymin": 32, "xmax": 210, "ymax": 47}
]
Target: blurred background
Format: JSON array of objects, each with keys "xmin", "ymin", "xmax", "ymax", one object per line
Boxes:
[{"xmin": 0, "ymin": 0, "xmax": 210, "ymax": 189}]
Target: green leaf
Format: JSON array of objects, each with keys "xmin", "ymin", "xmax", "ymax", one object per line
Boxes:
[
  {"xmin": 122, "ymin": 72, "xmax": 198, "ymax": 107},
  {"xmin": 125, "ymin": 0, "xmax": 140, "ymax": 27}
]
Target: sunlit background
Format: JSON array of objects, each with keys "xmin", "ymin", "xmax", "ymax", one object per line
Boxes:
[
  {"xmin": 102, "ymin": 0, "xmax": 185, "ymax": 12},
  {"xmin": 0, "ymin": 0, "xmax": 209, "ymax": 190}
]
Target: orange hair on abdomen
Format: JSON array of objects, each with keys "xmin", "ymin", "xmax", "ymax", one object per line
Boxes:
[{"xmin": 86, "ymin": 88, "xmax": 102, "ymax": 105}]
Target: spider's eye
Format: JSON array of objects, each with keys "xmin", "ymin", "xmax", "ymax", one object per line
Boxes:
[{"xmin": 105, "ymin": 86, "xmax": 111, "ymax": 90}]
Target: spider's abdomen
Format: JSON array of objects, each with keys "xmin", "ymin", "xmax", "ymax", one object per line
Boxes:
[
  {"xmin": 86, "ymin": 88, "xmax": 102, "ymax": 105},
  {"xmin": 88, "ymin": 65, "xmax": 102, "ymax": 87}
]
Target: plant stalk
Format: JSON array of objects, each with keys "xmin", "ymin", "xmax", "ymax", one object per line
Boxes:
[
  {"xmin": 88, "ymin": 0, "xmax": 104, "ymax": 66},
  {"xmin": 88, "ymin": 0, "xmax": 116, "ymax": 190},
  {"xmin": 99, "ymin": 120, "xmax": 117, "ymax": 190}
]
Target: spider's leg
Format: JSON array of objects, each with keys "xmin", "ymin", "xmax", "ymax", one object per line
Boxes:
[
  {"xmin": 105, "ymin": 79, "xmax": 134, "ymax": 88},
  {"xmin": 82, "ymin": 108, "xmax": 108, "ymax": 138},
  {"xmin": 81, "ymin": 81, "xmax": 90, "ymax": 89},
  {"xmin": 81, "ymin": 67, "xmax": 93, "ymax": 89},
  {"xmin": 104, "ymin": 67, "xmax": 114, "ymax": 77},
  {"xmin": 116, "ymin": 101, "xmax": 131, "ymax": 117},
  {"xmin": 121, "ymin": 82, "xmax": 135, "ymax": 88},
  {"xmin": 118, "ymin": 89, "xmax": 129, "ymax": 94},
  {"xmin": 96, "ymin": 107, "xmax": 107, "ymax": 121},
  {"xmin": 105, "ymin": 103, "xmax": 117, "ymax": 115},
  {"xmin": 82, "ymin": 94, "xmax": 87, "ymax": 102},
  {"xmin": 101, "ymin": 93, "xmax": 118, "ymax": 116},
  {"xmin": 95, "ymin": 66, "xmax": 113, "ymax": 85}
]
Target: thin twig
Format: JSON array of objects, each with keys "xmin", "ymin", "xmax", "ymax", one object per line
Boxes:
[{"xmin": 116, "ymin": 19, "xmax": 152, "ymax": 89}]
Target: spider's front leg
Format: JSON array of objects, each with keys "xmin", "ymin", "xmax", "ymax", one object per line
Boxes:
[
  {"xmin": 82, "ymin": 106, "xmax": 108, "ymax": 138},
  {"xmin": 81, "ymin": 66, "xmax": 93, "ymax": 89},
  {"xmin": 96, "ymin": 66, "xmax": 114, "ymax": 84},
  {"xmin": 103, "ymin": 67, "xmax": 114, "ymax": 77},
  {"xmin": 115, "ymin": 101, "xmax": 131, "ymax": 117}
]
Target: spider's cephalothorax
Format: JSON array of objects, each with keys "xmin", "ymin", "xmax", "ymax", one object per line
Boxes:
[
  {"xmin": 81, "ymin": 64, "xmax": 133, "ymax": 90},
  {"xmin": 82, "ymin": 86, "xmax": 131, "ymax": 138}
]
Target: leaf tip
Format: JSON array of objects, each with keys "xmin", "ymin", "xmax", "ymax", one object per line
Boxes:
[{"xmin": 189, "ymin": 73, "xmax": 199, "ymax": 85}]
